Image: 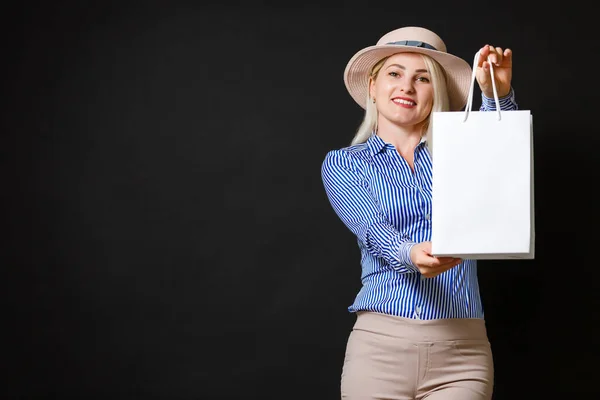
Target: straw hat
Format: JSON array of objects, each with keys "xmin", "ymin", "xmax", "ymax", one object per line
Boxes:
[{"xmin": 343, "ymin": 26, "xmax": 472, "ymax": 111}]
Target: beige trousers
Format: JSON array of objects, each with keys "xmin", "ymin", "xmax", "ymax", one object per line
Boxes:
[{"xmin": 341, "ymin": 311, "xmax": 494, "ymax": 400}]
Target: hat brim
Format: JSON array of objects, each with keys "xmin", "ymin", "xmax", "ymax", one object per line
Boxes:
[{"xmin": 343, "ymin": 45, "xmax": 472, "ymax": 111}]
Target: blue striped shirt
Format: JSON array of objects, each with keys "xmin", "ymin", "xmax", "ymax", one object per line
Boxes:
[{"xmin": 321, "ymin": 91, "xmax": 518, "ymax": 320}]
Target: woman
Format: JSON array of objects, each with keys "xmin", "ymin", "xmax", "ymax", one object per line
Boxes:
[{"xmin": 321, "ymin": 26, "xmax": 517, "ymax": 400}]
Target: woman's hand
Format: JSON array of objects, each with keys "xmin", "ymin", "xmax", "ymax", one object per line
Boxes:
[
  {"xmin": 476, "ymin": 44, "xmax": 513, "ymax": 98},
  {"xmin": 410, "ymin": 241, "xmax": 462, "ymax": 278}
]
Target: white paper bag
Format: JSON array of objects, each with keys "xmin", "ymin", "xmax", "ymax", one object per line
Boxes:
[{"xmin": 430, "ymin": 51, "xmax": 535, "ymax": 259}]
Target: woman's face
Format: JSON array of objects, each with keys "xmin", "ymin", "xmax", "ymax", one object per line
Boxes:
[{"xmin": 369, "ymin": 52, "xmax": 434, "ymax": 129}]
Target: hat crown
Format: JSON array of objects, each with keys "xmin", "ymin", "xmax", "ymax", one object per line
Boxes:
[{"xmin": 376, "ymin": 26, "xmax": 447, "ymax": 53}]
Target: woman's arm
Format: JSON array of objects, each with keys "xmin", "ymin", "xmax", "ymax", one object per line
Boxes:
[{"xmin": 321, "ymin": 149, "xmax": 418, "ymax": 274}]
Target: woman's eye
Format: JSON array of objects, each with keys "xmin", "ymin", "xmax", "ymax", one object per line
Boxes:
[
  {"xmin": 389, "ymin": 71, "xmax": 399, "ymax": 77},
  {"xmin": 417, "ymin": 76, "xmax": 430, "ymax": 83}
]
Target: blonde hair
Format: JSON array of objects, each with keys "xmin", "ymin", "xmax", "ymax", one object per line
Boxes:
[{"xmin": 350, "ymin": 53, "xmax": 451, "ymax": 154}]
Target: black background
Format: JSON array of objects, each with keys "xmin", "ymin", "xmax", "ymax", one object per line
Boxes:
[{"xmin": 3, "ymin": 1, "xmax": 597, "ymax": 399}]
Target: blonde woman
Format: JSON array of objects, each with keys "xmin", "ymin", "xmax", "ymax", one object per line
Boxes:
[{"xmin": 321, "ymin": 26, "xmax": 516, "ymax": 400}]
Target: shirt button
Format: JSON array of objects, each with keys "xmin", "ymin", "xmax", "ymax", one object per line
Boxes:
[
  {"xmin": 425, "ymin": 213, "xmax": 430, "ymax": 220},
  {"xmin": 415, "ymin": 306, "xmax": 421, "ymax": 314}
]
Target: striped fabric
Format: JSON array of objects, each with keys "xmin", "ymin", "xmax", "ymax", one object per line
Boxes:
[{"xmin": 321, "ymin": 90, "xmax": 518, "ymax": 320}]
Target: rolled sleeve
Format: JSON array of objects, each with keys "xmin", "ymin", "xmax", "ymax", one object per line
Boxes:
[
  {"xmin": 398, "ymin": 241, "xmax": 418, "ymax": 272},
  {"xmin": 480, "ymin": 87, "xmax": 518, "ymax": 111}
]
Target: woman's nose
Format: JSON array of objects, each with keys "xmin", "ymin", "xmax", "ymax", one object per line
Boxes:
[{"xmin": 399, "ymin": 77, "xmax": 414, "ymax": 93}]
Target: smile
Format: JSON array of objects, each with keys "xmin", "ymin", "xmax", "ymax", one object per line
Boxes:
[{"xmin": 392, "ymin": 98, "xmax": 416, "ymax": 106}]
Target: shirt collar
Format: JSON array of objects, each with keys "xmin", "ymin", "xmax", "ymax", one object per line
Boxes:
[
  {"xmin": 367, "ymin": 133, "xmax": 428, "ymax": 156},
  {"xmin": 367, "ymin": 134, "xmax": 387, "ymax": 155}
]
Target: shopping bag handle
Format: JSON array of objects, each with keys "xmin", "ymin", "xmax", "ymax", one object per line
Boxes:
[{"xmin": 463, "ymin": 50, "xmax": 501, "ymax": 122}]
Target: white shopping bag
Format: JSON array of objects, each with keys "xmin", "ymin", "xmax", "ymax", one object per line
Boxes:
[{"xmin": 430, "ymin": 51, "xmax": 534, "ymax": 259}]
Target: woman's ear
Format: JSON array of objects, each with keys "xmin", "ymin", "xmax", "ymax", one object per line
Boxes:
[{"xmin": 368, "ymin": 77, "xmax": 376, "ymax": 101}]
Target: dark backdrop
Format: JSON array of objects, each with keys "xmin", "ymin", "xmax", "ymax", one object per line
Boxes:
[{"xmin": 3, "ymin": 1, "xmax": 597, "ymax": 399}]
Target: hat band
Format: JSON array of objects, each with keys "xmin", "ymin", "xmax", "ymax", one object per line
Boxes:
[{"xmin": 386, "ymin": 40, "xmax": 437, "ymax": 51}]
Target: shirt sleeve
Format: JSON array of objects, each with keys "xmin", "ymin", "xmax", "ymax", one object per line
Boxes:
[
  {"xmin": 321, "ymin": 149, "xmax": 419, "ymax": 274},
  {"xmin": 480, "ymin": 87, "xmax": 518, "ymax": 111}
]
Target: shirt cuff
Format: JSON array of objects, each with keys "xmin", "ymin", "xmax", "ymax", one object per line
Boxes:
[
  {"xmin": 398, "ymin": 241, "xmax": 419, "ymax": 273},
  {"xmin": 481, "ymin": 87, "xmax": 515, "ymax": 110}
]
